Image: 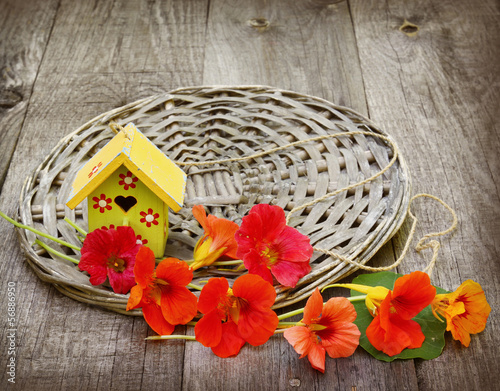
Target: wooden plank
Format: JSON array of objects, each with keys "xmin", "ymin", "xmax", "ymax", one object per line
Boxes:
[
  {"xmin": 0, "ymin": 0, "xmax": 59, "ymax": 193},
  {"xmin": 202, "ymin": 0, "xmax": 367, "ymax": 113},
  {"xmin": 350, "ymin": 0, "xmax": 500, "ymax": 389},
  {"xmin": 181, "ymin": 1, "xmax": 419, "ymax": 390},
  {"xmin": 0, "ymin": 0, "xmax": 208, "ymax": 389}
]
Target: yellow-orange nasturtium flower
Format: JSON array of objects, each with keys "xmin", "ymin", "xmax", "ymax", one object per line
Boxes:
[
  {"xmin": 190, "ymin": 205, "xmax": 239, "ymax": 271},
  {"xmin": 431, "ymin": 280, "xmax": 491, "ymax": 347}
]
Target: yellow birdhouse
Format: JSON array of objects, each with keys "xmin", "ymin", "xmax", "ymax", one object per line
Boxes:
[{"xmin": 66, "ymin": 123, "xmax": 186, "ymax": 257}]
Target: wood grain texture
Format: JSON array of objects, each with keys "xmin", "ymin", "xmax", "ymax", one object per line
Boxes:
[
  {"xmin": 0, "ymin": 0, "xmax": 498, "ymax": 389},
  {"xmin": 350, "ymin": 0, "xmax": 500, "ymax": 389},
  {"xmin": 0, "ymin": 0, "xmax": 208, "ymax": 389},
  {"xmin": 0, "ymin": 0, "xmax": 59, "ymax": 193}
]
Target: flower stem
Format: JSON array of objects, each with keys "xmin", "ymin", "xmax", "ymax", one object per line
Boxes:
[
  {"xmin": 212, "ymin": 260, "xmax": 243, "ymax": 266},
  {"xmin": 348, "ymin": 295, "xmax": 368, "ymax": 302},
  {"xmin": 146, "ymin": 335, "xmax": 197, "ymax": 341},
  {"xmin": 276, "ymin": 321, "xmax": 305, "ymax": 329},
  {"xmin": 0, "ymin": 210, "xmax": 81, "ymax": 251},
  {"xmin": 187, "ymin": 282, "xmax": 203, "ymax": 291},
  {"xmin": 64, "ymin": 217, "xmax": 87, "ymax": 236},
  {"xmin": 35, "ymin": 240, "xmax": 80, "ymax": 265},
  {"xmin": 277, "ymin": 308, "xmax": 304, "ymax": 321}
]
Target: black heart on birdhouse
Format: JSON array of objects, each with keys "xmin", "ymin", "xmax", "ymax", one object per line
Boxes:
[{"xmin": 114, "ymin": 195, "xmax": 138, "ymax": 213}]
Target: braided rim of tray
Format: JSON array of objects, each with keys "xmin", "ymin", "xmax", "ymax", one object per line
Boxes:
[{"xmin": 15, "ymin": 85, "xmax": 411, "ymax": 314}]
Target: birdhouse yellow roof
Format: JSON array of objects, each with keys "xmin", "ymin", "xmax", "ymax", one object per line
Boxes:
[{"xmin": 66, "ymin": 123, "xmax": 186, "ymax": 212}]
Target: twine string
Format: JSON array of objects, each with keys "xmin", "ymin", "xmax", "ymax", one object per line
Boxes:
[{"xmin": 109, "ymin": 123, "xmax": 457, "ymax": 275}]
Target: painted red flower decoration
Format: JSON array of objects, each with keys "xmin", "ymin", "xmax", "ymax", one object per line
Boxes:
[
  {"xmin": 127, "ymin": 247, "xmax": 198, "ymax": 335},
  {"xmin": 284, "ymin": 288, "xmax": 360, "ymax": 373},
  {"xmin": 190, "ymin": 205, "xmax": 239, "ymax": 270},
  {"xmin": 92, "ymin": 194, "xmax": 112, "ymax": 213},
  {"xmin": 365, "ymin": 271, "xmax": 436, "ymax": 356},
  {"xmin": 79, "ymin": 226, "xmax": 142, "ymax": 294},
  {"xmin": 140, "ymin": 208, "xmax": 159, "ymax": 227},
  {"xmin": 194, "ymin": 274, "xmax": 279, "ymax": 358},
  {"xmin": 135, "ymin": 235, "xmax": 148, "ymax": 246},
  {"xmin": 119, "ymin": 171, "xmax": 138, "ymax": 190},
  {"xmin": 235, "ymin": 204, "xmax": 313, "ymax": 287}
]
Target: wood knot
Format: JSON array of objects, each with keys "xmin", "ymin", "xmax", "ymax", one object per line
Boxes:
[
  {"xmin": 399, "ymin": 19, "xmax": 419, "ymax": 36},
  {"xmin": 0, "ymin": 89, "xmax": 23, "ymax": 108},
  {"xmin": 248, "ymin": 18, "xmax": 270, "ymax": 30}
]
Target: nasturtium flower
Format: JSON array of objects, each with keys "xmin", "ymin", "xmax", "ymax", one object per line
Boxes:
[
  {"xmin": 431, "ymin": 280, "xmax": 491, "ymax": 347},
  {"xmin": 284, "ymin": 288, "xmax": 360, "ymax": 373},
  {"xmin": 365, "ymin": 271, "xmax": 436, "ymax": 356},
  {"xmin": 235, "ymin": 204, "xmax": 313, "ymax": 287},
  {"xmin": 79, "ymin": 226, "xmax": 142, "ymax": 294},
  {"xmin": 194, "ymin": 274, "xmax": 279, "ymax": 358},
  {"xmin": 127, "ymin": 247, "xmax": 198, "ymax": 335},
  {"xmin": 190, "ymin": 205, "xmax": 239, "ymax": 271}
]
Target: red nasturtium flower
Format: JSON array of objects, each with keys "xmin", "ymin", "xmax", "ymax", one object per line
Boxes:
[
  {"xmin": 284, "ymin": 288, "xmax": 360, "ymax": 373},
  {"xmin": 235, "ymin": 204, "xmax": 313, "ymax": 287},
  {"xmin": 127, "ymin": 247, "xmax": 198, "ymax": 335},
  {"xmin": 190, "ymin": 205, "xmax": 239, "ymax": 270},
  {"xmin": 194, "ymin": 274, "xmax": 279, "ymax": 358},
  {"xmin": 365, "ymin": 271, "xmax": 436, "ymax": 356},
  {"xmin": 431, "ymin": 280, "xmax": 491, "ymax": 347},
  {"xmin": 79, "ymin": 226, "xmax": 142, "ymax": 294}
]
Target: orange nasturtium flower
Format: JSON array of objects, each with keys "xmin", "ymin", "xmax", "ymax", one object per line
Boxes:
[
  {"xmin": 127, "ymin": 247, "xmax": 198, "ymax": 335},
  {"xmin": 284, "ymin": 288, "xmax": 360, "ymax": 373},
  {"xmin": 367, "ymin": 271, "xmax": 436, "ymax": 356},
  {"xmin": 194, "ymin": 274, "xmax": 279, "ymax": 358},
  {"xmin": 340, "ymin": 271, "xmax": 436, "ymax": 356},
  {"xmin": 190, "ymin": 205, "xmax": 239, "ymax": 271},
  {"xmin": 431, "ymin": 280, "xmax": 491, "ymax": 347}
]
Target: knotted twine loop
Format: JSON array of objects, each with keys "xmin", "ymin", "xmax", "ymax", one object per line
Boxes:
[
  {"xmin": 109, "ymin": 121, "xmax": 124, "ymax": 134},
  {"xmin": 312, "ymin": 193, "xmax": 458, "ymax": 276},
  {"xmin": 111, "ymin": 122, "xmax": 458, "ymax": 277}
]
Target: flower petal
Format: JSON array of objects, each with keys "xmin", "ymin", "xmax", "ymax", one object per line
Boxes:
[
  {"xmin": 235, "ymin": 212, "xmax": 265, "ymax": 257},
  {"xmin": 242, "ymin": 250, "xmax": 274, "ymax": 285},
  {"xmin": 270, "ymin": 259, "xmax": 311, "ymax": 288},
  {"xmin": 155, "ymin": 257, "xmax": 193, "ymax": 287},
  {"xmin": 237, "ymin": 307, "xmax": 278, "ymax": 346},
  {"xmin": 127, "ymin": 285, "xmax": 144, "ymax": 310},
  {"xmin": 366, "ymin": 292, "xmax": 425, "ymax": 356},
  {"xmin": 195, "ymin": 309, "xmax": 223, "ymax": 347},
  {"xmin": 107, "ymin": 263, "xmax": 136, "ymax": 294},
  {"xmin": 197, "ymin": 277, "xmax": 229, "ymax": 315},
  {"xmin": 275, "ymin": 225, "xmax": 313, "ymax": 262},
  {"xmin": 232, "ymin": 274, "xmax": 277, "ymax": 308},
  {"xmin": 192, "ymin": 205, "xmax": 209, "ymax": 232},
  {"xmin": 284, "ymin": 326, "xmax": 313, "ymax": 358},
  {"xmin": 210, "ymin": 321, "xmax": 246, "ymax": 358},
  {"xmin": 391, "ymin": 271, "xmax": 436, "ymax": 320},
  {"xmin": 208, "ymin": 217, "xmax": 239, "ymax": 259},
  {"xmin": 160, "ymin": 285, "xmax": 198, "ymax": 325},
  {"xmin": 142, "ymin": 302, "xmax": 175, "ymax": 336},
  {"xmin": 133, "ymin": 246, "xmax": 156, "ymax": 287},
  {"xmin": 307, "ymin": 343, "xmax": 326, "ymax": 373},
  {"xmin": 320, "ymin": 297, "xmax": 358, "ymax": 325},
  {"xmin": 321, "ymin": 321, "xmax": 360, "ymax": 358},
  {"xmin": 302, "ymin": 288, "xmax": 324, "ymax": 325},
  {"xmin": 248, "ymin": 204, "xmax": 287, "ymax": 243}
]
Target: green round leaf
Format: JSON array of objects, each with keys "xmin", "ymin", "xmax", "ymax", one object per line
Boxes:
[{"xmin": 350, "ymin": 271, "xmax": 449, "ymax": 362}]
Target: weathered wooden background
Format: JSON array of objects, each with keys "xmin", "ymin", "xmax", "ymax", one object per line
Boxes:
[{"xmin": 1, "ymin": 0, "xmax": 498, "ymax": 390}]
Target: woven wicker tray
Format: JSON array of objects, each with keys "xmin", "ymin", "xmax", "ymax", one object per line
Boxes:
[{"xmin": 16, "ymin": 86, "xmax": 410, "ymax": 314}]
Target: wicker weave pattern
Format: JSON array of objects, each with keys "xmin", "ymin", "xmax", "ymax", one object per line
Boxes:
[{"xmin": 16, "ymin": 86, "xmax": 410, "ymax": 313}]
